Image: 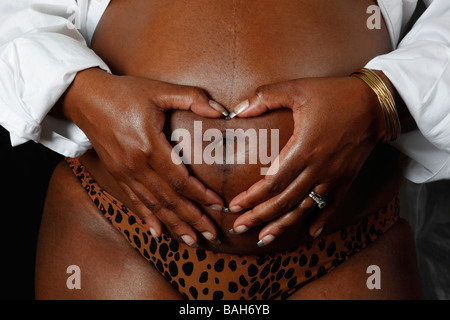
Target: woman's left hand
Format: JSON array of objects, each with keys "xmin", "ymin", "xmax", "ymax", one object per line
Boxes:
[{"xmin": 227, "ymin": 76, "xmax": 386, "ymax": 246}]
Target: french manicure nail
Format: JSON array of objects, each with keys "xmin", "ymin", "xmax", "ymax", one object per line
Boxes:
[
  {"xmin": 209, "ymin": 204, "xmax": 224, "ymax": 211},
  {"xmin": 209, "ymin": 100, "xmax": 229, "ymax": 117},
  {"xmin": 181, "ymin": 235, "xmax": 198, "ymax": 248},
  {"xmin": 207, "ymin": 235, "xmax": 222, "ymax": 245},
  {"xmin": 149, "ymin": 227, "xmax": 161, "ymax": 242},
  {"xmin": 230, "ymin": 206, "xmax": 243, "ymax": 213},
  {"xmin": 228, "ymin": 112, "xmax": 237, "ymax": 119},
  {"xmin": 257, "ymin": 235, "xmax": 276, "ymax": 247},
  {"xmin": 313, "ymin": 227, "xmax": 323, "ymax": 240},
  {"xmin": 202, "ymin": 231, "xmax": 222, "ymax": 245},
  {"xmin": 229, "ymin": 100, "xmax": 249, "ymax": 118},
  {"xmin": 202, "ymin": 232, "xmax": 215, "ymax": 241},
  {"xmin": 149, "ymin": 227, "xmax": 157, "ymax": 237},
  {"xmin": 233, "ymin": 225, "xmax": 249, "ymax": 234}
]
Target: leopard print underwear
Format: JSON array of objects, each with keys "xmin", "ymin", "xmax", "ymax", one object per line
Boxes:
[{"xmin": 67, "ymin": 157, "xmax": 400, "ymax": 300}]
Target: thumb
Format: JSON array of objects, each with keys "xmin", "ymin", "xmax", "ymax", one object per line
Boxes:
[{"xmin": 230, "ymin": 82, "xmax": 297, "ymax": 118}]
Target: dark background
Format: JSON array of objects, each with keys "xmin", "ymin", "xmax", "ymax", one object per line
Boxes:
[{"xmin": 0, "ymin": 126, "xmax": 62, "ymax": 299}]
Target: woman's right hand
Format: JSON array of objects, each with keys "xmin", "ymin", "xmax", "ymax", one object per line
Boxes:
[{"xmin": 60, "ymin": 68, "xmax": 227, "ymax": 247}]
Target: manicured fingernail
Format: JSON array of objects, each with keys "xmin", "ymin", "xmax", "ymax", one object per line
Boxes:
[
  {"xmin": 257, "ymin": 235, "xmax": 276, "ymax": 247},
  {"xmin": 209, "ymin": 204, "xmax": 224, "ymax": 211},
  {"xmin": 230, "ymin": 225, "xmax": 248, "ymax": 234},
  {"xmin": 202, "ymin": 232, "xmax": 215, "ymax": 241},
  {"xmin": 209, "ymin": 100, "xmax": 229, "ymax": 117},
  {"xmin": 223, "ymin": 207, "xmax": 230, "ymax": 213},
  {"xmin": 181, "ymin": 235, "xmax": 198, "ymax": 248},
  {"xmin": 202, "ymin": 232, "xmax": 222, "ymax": 245},
  {"xmin": 229, "ymin": 100, "xmax": 249, "ymax": 118},
  {"xmin": 149, "ymin": 227, "xmax": 161, "ymax": 242},
  {"xmin": 230, "ymin": 206, "xmax": 243, "ymax": 213},
  {"xmin": 313, "ymin": 227, "xmax": 323, "ymax": 239}
]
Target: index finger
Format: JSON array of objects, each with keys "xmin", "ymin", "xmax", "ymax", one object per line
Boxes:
[
  {"xmin": 151, "ymin": 130, "xmax": 225, "ymax": 208},
  {"xmin": 230, "ymin": 82, "xmax": 299, "ymax": 118},
  {"xmin": 228, "ymin": 131, "xmax": 305, "ymax": 212}
]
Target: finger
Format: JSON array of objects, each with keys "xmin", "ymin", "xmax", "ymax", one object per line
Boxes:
[
  {"xmin": 131, "ymin": 171, "xmax": 220, "ymax": 244},
  {"xmin": 230, "ymin": 82, "xmax": 299, "ymax": 118},
  {"xmin": 256, "ymin": 201, "xmax": 314, "ymax": 247},
  {"xmin": 230, "ymin": 170, "xmax": 316, "ymax": 232},
  {"xmin": 256, "ymin": 184, "xmax": 331, "ymax": 247},
  {"xmin": 125, "ymin": 177, "xmax": 202, "ymax": 246},
  {"xmin": 117, "ymin": 181, "xmax": 163, "ymax": 235},
  {"xmin": 228, "ymin": 132, "xmax": 306, "ymax": 212},
  {"xmin": 172, "ymin": 195, "xmax": 220, "ymax": 242},
  {"xmin": 155, "ymin": 83, "xmax": 228, "ymax": 117},
  {"xmin": 122, "ymin": 187, "xmax": 159, "ymax": 231},
  {"xmin": 155, "ymin": 200, "xmax": 220, "ymax": 247},
  {"xmin": 150, "ymin": 133, "xmax": 225, "ymax": 208}
]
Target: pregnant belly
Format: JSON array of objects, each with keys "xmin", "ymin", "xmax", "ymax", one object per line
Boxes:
[
  {"xmin": 83, "ymin": 0, "xmax": 402, "ymax": 254},
  {"xmin": 165, "ymin": 110, "xmax": 294, "ymax": 203}
]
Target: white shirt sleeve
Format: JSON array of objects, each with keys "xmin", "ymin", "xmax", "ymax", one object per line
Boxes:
[
  {"xmin": 366, "ymin": 0, "xmax": 450, "ymax": 183},
  {"xmin": 0, "ymin": 0, "xmax": 110, "ymax": 157}
]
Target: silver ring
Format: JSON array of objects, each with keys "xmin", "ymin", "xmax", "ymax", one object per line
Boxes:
[{"xmin": 309, "ymin": 191, "xmax": 326, "ymax": 209}]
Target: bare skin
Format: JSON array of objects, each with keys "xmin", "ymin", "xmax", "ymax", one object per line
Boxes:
[{"xmin": 36, "ymin": 0, "xmax": 421, "ymax": 299}]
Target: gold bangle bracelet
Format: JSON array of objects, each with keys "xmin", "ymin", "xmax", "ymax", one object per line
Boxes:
[{"xmin": 351, "ymin": 68, "xmax": 401, "ymax": 142}]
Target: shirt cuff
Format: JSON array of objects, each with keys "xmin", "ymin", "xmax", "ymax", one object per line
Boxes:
[
  {"xmin": 10, "ymin": 116, "xmax": 92, "ymax": 158},
  {"xmin": 0, "ymin": 32, "xmax": 110, "ymax": 156}
]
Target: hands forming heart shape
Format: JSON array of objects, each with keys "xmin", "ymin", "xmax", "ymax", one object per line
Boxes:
[{"xmin": 66, "ymin": 69, "xmax": 385, "ymax": 248}]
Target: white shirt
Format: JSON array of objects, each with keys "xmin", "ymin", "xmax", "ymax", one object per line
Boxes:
[
  {"xmin": 0, "ymin": 0, "xmax": 449, "ymax": 183},
  {"xmin": 0, "ymin": 0, "xmax": 111, "ymax": 156}
]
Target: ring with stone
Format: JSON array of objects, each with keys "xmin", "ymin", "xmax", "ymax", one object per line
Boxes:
[{"xmin": 309, "ymin": 191, "xmax": 326, "ymax": 209}]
